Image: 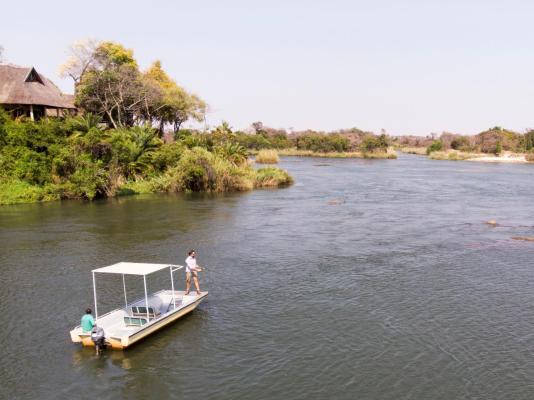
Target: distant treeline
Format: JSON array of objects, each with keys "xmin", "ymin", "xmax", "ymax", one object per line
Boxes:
[
  {"xmin": 231, "ymin": 123, "xmax": 390, "ymax": 154},
  {"xmin": 394, "ymin": 127, "xmax": 534, "ymax": 156}
]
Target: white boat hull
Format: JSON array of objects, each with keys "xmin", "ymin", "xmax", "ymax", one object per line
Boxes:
[{"xmin": 70, "ymin": 290, "xmax": 207, "ymax": 350}]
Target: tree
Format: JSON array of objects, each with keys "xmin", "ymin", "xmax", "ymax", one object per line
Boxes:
[
  {"xmin": 143, "ymin": 61, "xmax": 206, "ymax": 133},
  {"xmin": 68, "ymin": 40, "xmax": 206, "ymax": 132},
  {"xmin": 58, "ymin": 39, "xmax": 100, "ymax": 84},
  {"xmin": 75, "ymin": 42, "xmax": 152, "ymax": 128}
]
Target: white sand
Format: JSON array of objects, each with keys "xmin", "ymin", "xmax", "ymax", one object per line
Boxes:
[{"xmin": 467, "ymin": 152, "xmax": 528, "ymax": 163}]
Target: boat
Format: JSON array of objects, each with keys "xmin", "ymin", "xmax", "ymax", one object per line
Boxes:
[{"xmin": 70, "ymin": 262, "xmax": 208, "ymax": 350}]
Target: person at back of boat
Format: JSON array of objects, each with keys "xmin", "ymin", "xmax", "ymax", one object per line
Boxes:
[
  {"xmin": 185, "ymin": 249, "xmax": 202, "ymax": 296},
  {"xmin": 81, "ymin": 308, "xmax": 95, "ymax": 333}
]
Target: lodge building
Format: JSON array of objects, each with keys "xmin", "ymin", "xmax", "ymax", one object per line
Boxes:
[{"xmin": 0, "ymin": 64, "xmax": 76, "ymax": 120}]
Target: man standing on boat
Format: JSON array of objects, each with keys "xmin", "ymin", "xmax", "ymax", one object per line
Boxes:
[{"xmin": 185, "ymin": 250, "xmax": 202, "ymax": 295}]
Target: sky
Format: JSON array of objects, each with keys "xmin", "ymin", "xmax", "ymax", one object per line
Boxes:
[{"xmin": 1, "ymin": 0, "xmax": 534, "ymax": 135}]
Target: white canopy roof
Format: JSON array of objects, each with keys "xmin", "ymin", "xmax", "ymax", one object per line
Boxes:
[{"xmin": 92, "ymin": 262, "xmax": 182, "ymax": 276}]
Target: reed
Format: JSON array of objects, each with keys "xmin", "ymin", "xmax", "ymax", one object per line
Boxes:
[
  {"xmin": 277, "ymin": 148, "xmax": 397, "ymax": 159},
  {"xmin": 428, "ymin": 150, "xmax": 483, "ymax": 161},
  {"xmin": 397, "ymin": 147, "xmax": 427, "ymax": 155},
  {"xmin": 255, "ymin": 149, "xmax": 280, "ymax": 164},
  {"xmin": 254, "ymin": 167, "xmax": 293, "ymax": 188}
]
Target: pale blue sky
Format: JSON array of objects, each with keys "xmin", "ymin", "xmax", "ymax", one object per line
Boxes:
[{"xmin": 1, "ymin": 0, "xmax": 534, "ymax": 135}]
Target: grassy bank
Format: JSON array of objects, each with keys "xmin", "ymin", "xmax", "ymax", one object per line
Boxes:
[
  {"xmin": 397, "ymin": 147, "xmax": 427, "ymax": 155},
  {"xmin": 427, "ymin": 150, "xmax": 484, "ymax": 161},
  {"xmin": 275, "ymin": 148, "xmax": 397, "ymax": 159},
  {"xmin": 0, "ymin": 163, "xmax": 293, "ymax": 205}
]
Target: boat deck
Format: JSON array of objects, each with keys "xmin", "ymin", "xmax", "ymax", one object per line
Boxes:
[{"xmin": 71, "ymin": 290, "xmax": 207, "ymax": 346}]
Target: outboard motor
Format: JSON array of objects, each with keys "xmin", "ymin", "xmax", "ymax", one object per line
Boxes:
[{"xmin": 91, "ymin": 325, "xmax": 106, "ymax": 355}]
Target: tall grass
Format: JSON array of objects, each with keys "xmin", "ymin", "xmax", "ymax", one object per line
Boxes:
[
  {"xmin": 255, "ymin": 149, "xmax": 279, "ymax": 164},
  {"xmin": 427, "ymin": 150, "xmax": 483, "ymax": 160},
  {"xmin": 397, "ymin": 147, "xmax": 427, "ymax": 155},
  {"xmin": 0, "ymin": 180, "xmax": 60, "ymax": 205},
  {"xmin": 276, "ymin": 148, "xmax": 397, "ymax": 159},
  {"xmin": 254, "ymin": 167, "xmax": 293, "ymax": 188}
]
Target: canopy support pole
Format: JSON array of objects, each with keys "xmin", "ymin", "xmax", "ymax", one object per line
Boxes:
[
  {"xmin": 170, "ymin": 266, "xmax": 176, "ymax": 310},
  {"xmin": 122, "ymin": 274, "xmax": 128, "ymax": 308},
  {"xmin": 143, "ymin": 275, "xmax": 149, "ymax": 321},
  {"xmin": 92, "ymin": 271, "xmax": 98, "ymax": 321}
]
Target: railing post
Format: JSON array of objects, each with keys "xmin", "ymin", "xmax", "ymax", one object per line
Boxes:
[
  {"xmin": 170, "ymin": 266, "xmax": 176, "ymax": 310},
  {"xmin": 143, "ymin": 275, "xmax": 149, "ymax": 322},
  {"xmin": 122, "ymin": 274, "xmax": 128, "ymax": 308},
  {"xmin": 92, "ymin": 271, "xmax": 98, "ymax": 321}
]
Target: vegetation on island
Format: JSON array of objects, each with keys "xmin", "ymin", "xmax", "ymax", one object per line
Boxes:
[
  {"xmin": 236, "ymin": 123, "xmax": 397, "ymax": 159},
  {"xmin": 0, "ymin": 41, "xmax": 293, "ymax": 205},
  {"xmin": 395, "ymin": 127, "xmax": 534, "ymax": 161}
]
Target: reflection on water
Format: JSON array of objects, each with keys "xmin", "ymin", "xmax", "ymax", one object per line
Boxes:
[{"xmin": 2, "ymin": 154, "xmax": 534, "ymax": 399}]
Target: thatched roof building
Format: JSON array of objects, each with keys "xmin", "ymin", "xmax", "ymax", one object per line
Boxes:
[{"xmin": 0, "ymin": 64, "xmax": 76, "ymax": 119}]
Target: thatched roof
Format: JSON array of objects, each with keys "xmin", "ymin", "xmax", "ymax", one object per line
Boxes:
[{"xmin": 0, "ymin": 64, "xmax": 75, "ymax": 109}]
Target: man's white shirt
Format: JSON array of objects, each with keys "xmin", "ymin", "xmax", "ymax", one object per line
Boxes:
[{"xmin": 185, "ymin": 256, "xmax": 197, "ymax": 273}]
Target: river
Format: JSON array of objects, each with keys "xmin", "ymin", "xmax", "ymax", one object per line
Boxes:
[{"xmin": 1, "ymin": 154, "xmax": 534, "ymax": 400}]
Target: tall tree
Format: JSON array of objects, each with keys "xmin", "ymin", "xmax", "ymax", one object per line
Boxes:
[
  {"xmin": 58, "ymin": 39, "xmax": 100, "ymax": 84},
  {"xmin": 67, "ymin": 40, "xmax": 206, "ymax": 132},
  {"xmin": 144, "ymin": 61, "xmax": 206, "ymax": 133}
]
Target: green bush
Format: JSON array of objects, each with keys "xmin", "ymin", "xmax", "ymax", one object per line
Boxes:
[
  {"xmin": 295, "ymin": 133, "xmax": 349, "ymax": 153},
  {"xmin": 361, "ymin": 134, "xmax": 388, "ymax": 153},
  {"xmin": 426, "ymin": 140, "xmax": 443, "ymax": 155},
  {"xmin": 495, "ymin": 141, "xmax": 502, "ymax": 155}
]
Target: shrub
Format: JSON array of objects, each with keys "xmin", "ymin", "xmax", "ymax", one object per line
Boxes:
[
  {"xmin": 426, "ymin": 140, "xmax": 443, "ymax": 155},
  {"xmin": 495, "ymin": 141, "xmax": 502, "ymax": 155},
  {"xmin": 295, "ymin": 133, "xmax": 349, "ymax": 153},
  {"xmin": 162, "ymin": 147, "xmax": 254, "ymax": 192},
  {"xmin": 255, "ymin": 149, "xmax": 279, "ymax": 164},
  {"xmin": 149, "ymin": 142, "xmax": 184, "ymax": 172},
  {"xmin": 360, "ymin": 134, "xmax": 388, "ymax": 153}
]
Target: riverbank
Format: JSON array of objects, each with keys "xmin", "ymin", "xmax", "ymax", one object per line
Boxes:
[
  {"xmin": 0, "ymin": 165, "xmax": 293, "ymax": 206},
  {"xmin": 397, "ymin": 147, "xmax": 427, "ymax": 155},
  {"xmin": 251, "ymin": 148, "xmax": 397, "ymax": 159},
  {"xmin": 0, "ymin": 114, "xmax": 294, "ymax": 206},
  {"xmin": 428, "ymin": 150, "xmax": 530, "ymax": 163}
]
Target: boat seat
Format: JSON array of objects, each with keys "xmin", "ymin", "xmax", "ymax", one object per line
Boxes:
[
  {"xmin": 166, "ymin": 298, "xmax": 182, "ymax": 312},
  {"xmin": 130, "ymin": 306, "xmax": 161, "ymax": 319},
  {"xmin": 124, "ymin": 316, "xmax": 148, "ymax": 326}
]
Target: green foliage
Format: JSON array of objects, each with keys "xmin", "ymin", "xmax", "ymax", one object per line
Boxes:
[
  {"xmin": 161, "ymin": 147, "xmax": 254, "ymax": 192},
  {"xmin": 254, "ymin": 167, "xmax": 293, "ymax": 188},
  {"xmin": 495, "ymin": 141, "xmax": 502, "ymax": 155},
  {"xmin": 214, "ymin": 142, "xmax": 248, "ymax": 166},
  {"xmin": 450, "ymin": 136, "xmax": 470, "ymax": 151},
  {"xmin": 0, "ymin": 180, "xmax": 60, "ymax": 205},
  {"xmin": 295, "ymin": 133, "xmax": 350, "ymax": 153},
  {"xmin": 426, "ymin": 140, "xmax": 443, "ymax": 155},
  {"xmin": 361, "ymin": 134, "xmax": 388, "ymax": 153},
  {"xmin": 0, "ymin": 113, "xmax": 294, "ymax": 204},
  {"xmin": 235, "ymin": 132, "xmax": 272, "ymax": 150},
  {"xmin": 524, "ymin": 131, "xmax": 534, "ymax": 151}
]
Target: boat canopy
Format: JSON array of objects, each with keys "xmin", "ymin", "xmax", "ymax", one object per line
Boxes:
[
  {"xmin": 93, "ymin": 262, "xmax": 182, "ymax": 276},
  {"xmin": 91, "ymin": 262, "xmax": 184, "ymax": 321}
]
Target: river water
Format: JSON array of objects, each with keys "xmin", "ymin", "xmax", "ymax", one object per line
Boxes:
[{"xmin": 1, "ymin": 154, "xmax": 534, "ymax": 400}]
